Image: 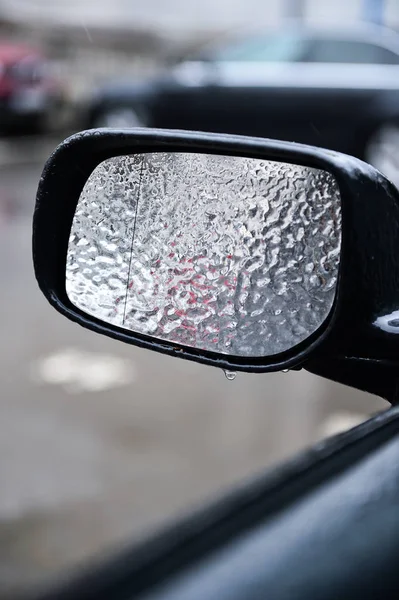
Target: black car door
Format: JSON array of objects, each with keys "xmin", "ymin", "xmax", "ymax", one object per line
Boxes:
[
  {"xmin": 154, "ymin": 32, "xmax": 399, "ymax": 157},
  {"xmin": 153, "ymin": 32, "xmax": 313, "ymax": 138},
  {"xmin": 295, "ymin": 36, "xmax": 399, "ymax": 154}
]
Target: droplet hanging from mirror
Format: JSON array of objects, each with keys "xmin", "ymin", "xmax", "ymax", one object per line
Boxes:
[{"xmin": 224, "ymin": 370, "xmax": 237, "ymax": 381}]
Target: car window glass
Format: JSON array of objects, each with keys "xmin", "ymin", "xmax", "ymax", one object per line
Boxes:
[
  {"xmin": 306, "ymin": 39, "xmax": 399, "ymax": 64},
  {"xmin": 211, "ymin": 34, "xmax": 308, "ymax": 62}
]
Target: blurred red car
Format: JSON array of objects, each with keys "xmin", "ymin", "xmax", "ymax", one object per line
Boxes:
[{"xmin": 0, "ymin": 43, "xmax": 66, "ymax": 133}]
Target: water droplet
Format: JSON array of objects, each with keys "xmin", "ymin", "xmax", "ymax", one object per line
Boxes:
[
  {"xmin": 224, "ymin": 370, "xmax": 236, "ymax": 381},
  {"xmin": 282, "ymin": 369, "xmax": 290, "ymax": 373}
]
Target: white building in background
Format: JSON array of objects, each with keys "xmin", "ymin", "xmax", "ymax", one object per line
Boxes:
[{"xmin": 1, "ymin": 0, "xmax": 399, "ymax": 34}]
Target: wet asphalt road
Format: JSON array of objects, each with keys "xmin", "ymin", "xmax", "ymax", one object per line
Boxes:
[{"xmin": 0, "ymin": 139, "xmax": 388, "ymax": 598}]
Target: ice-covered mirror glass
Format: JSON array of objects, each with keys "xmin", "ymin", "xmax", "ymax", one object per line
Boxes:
[{"xmin": 66, "ymin": 152, "xmax": 342, "ymax": 357}]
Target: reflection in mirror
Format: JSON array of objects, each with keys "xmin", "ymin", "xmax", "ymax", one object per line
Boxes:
[{"xmin": 66, "ymin": 152, "xmax": 341, "ymax": 358}]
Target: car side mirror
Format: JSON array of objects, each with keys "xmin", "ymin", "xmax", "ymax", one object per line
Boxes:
[{"xmin": 33, "ymin": 129, "xmax": 399, "ymax": 402}]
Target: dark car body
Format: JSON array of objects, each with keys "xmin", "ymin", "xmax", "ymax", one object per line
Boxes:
[
  {"xmin": 87, "ymin": 24, "xmax": 399, "ymax": 165},
  {"xmin": 0, "ymin": 43, "xmax": 65, "ymax": 132}
]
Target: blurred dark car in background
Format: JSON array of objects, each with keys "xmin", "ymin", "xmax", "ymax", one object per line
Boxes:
[
  {"xmin": 0, "ymin": 43, "xmax": 66, "ymax": 134},
  {"xmin": 86, "ymin": 23, "xmax": 399, "ymax": 174}
]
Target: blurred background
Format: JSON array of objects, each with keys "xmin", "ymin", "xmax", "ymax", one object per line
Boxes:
[{"xmin": 0, "ymin": 0, "xmax": 395, "ymax": 597}]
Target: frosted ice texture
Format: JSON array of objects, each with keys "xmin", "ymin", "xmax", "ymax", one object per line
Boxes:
[{"xmin": 66, "ymin": 152, "xmax": 341, "ymax": 357}]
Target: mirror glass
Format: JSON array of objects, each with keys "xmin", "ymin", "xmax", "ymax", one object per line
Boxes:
[{"xmin": 66, "ymin": 152, "xmax": 341, "ymax": 358}]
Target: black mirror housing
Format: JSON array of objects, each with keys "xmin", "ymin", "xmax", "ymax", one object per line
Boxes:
[{"xmin": 32, "ymin": 128, "xmax": 399, "ymax": 401}]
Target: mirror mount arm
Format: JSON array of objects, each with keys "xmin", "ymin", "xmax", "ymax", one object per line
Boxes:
[{"xmin": 305, "ymin": 358, "xmax": 399, "ymax": 405}]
